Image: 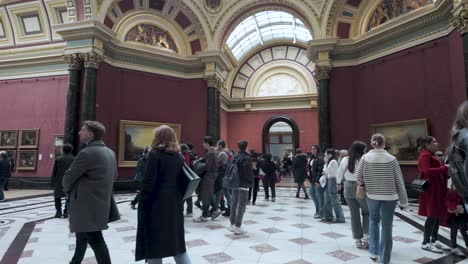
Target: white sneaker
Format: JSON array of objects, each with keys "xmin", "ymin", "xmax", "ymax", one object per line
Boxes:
[
  {"xmin": 227, "ymin": 225, "xmax": 235, "ymax": 232},
  {"xmin": 369, "ymin": 253, "xmax": 378, "ymax": 261},
  {"xmin": 362, "ymin": 235, "xmax": 369, "ymax": 249},
  {"xmin": 452, "ymin": 247, "xmax": 465, "ymax": 257},
  {"xmin": 433, "ymin": 241, "xmax": 451, "ymax": 251},
  {"xmin": 234, "ymin": 226, "xmax": 247, "ymax": 235},
  {"xmin": 421, "ymin": 243, "xmax": 443, "ymax": 254},
  {"xmin": 193, "ymin": 216, "xmax": 208, "ymax": 222},
  {"xmin": 355, "ymin": 239, "xmax": 363, "ymax": 249},
  {"xmin": 211, "ymin": 210, "xmax": 221, "ymax": 220}
]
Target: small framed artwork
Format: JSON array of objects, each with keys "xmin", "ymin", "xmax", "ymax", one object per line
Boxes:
[
  {"xmin": 52, "ymin": 135, "xmax": 64, "ymax": 159},
  {"xmin": 19, "ymin": 129, "xmax": 39, "ymax": 149},
  {"xmin": 17, "ymin": 150, "xmax": 37, "ymax": 170},
  {"xmin": 0, "ymin": 130, "xmax": 18, "ymax": 149},
  {"xmin": 371, "ymin": 118, "xmax": 429, "ymax": 165}
]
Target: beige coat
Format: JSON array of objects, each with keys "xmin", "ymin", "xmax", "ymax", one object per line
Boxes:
[{"xmin": 63, "ymin": 140, "xmax": 119, "ymax": 233}]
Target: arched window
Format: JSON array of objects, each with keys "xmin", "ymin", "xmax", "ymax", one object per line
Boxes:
[{"xmin": 226, "ymin": 11, "xmax": 313, "ymax": 60}]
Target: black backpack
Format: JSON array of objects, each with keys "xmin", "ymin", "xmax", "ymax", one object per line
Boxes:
[{"xmin": 449, "ymin": 145, "xmax": 468, "ymax": 201}]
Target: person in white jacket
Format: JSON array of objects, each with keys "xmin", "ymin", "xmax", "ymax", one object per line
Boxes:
[
  {"xmin": 321, "ymin": 149, "xmax": 345, "ymax": 223},
  {"xmin": 356, "ymin": 133, "xmax": 408, "ymax": 264},
  {"xmin": 337, "ymin": 141, "xmax": 369, "ymax": 249}
]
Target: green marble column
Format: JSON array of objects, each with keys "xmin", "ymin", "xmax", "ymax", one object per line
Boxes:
[
  {"xmin": 205, "ymin": 76, "xmax": 221, "ymax": 141},
  {"xmin": 63, "ymin": 54, "xmax": 82, "ymax": 154},
  {"xmin": 80, "ymin": 52, "xmax": 102, "ymax": 121},
  {"xmin": 316, "ymin": 65, "xmax": 332, "ymax": 151}
]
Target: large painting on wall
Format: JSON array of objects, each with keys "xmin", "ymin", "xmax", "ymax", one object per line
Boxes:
[
  {"xmin": 371, "ymin": 119, "xmax": 429, "ymax": 165},
  {"xmin": 118, "ymin": 120, "xmax": 181, "ymax": 167},
  {"xmin": 17, "ymin": 150, "xmax": 37, "ymax": 170}
]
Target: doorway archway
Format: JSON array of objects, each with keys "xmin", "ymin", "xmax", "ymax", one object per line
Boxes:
[{"xmin": 262, "ymin": 115, "xmax": 300, "ymax": 158}]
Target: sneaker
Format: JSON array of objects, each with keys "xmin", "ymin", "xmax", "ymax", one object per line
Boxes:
[
  {"xmin": 130, "ymin": 203, "xmax": 136, "ymax": 210},
  {"xmin": 211, "ymin": 210, "xmax": 221, "ymax": 220},
  {"xmin": 193, "ymin": 216, "xmax": 208, "ymax": 222},
  {"xmin": 362, "ymin": 235, "xmax": 369, "ymax": 249},
  {"xmin": 264, "ymin": 197, "xmax": 269, "ymax": 201},
  {"xmin": 433, "ymin": 241, "xmax": 451, "ymax": 251},
  {"xmin": 54, "ymin": 211, "xmax": 62, "ymax": 218},
  {"xmin": 369, "ymin": 253, "xmax": 378, "ymax": 261},
  {"xmin": 272, "ymin": 198, "xmax": 275, "ymax": 202},
  {"xmin": 194, "ymin": 200, "xmax": 201, "ymax": 209},
  {"xmin": 234, "ymin": 226, "xmax": 248, "ymax": 235},
  {"xmin": 222, "ymin": 209, "xmax": 230, "ymax": 217},
  {"xmin": 63, "ymin": 213, "xmax": 68, "ymax": 219},
  {"xmin": 0, "ymin": 199, "xmax": 6, "ymax": 202},
  {"xmin": 355, "ymin": 239, "xmax": 363, "ymax": 249},
  {"xmin": 246, "ymin": 201, "xmax": 250, "ymax": 205},
  {"xmin": 252, "ymin": 202, "xmax": 256, "ymax": 206},
  {"xmin": 313, "ymin": 214, "xmax": 321, "ymax": 219},
  {"xmin": 185, "ymin": 213, "xmax": 193, "ymax": 218},
  {"xmin": 421, "ymin": 243, "xmax": 443, "ymax": 254},
  {"xmin": 227, "ymin": 225, "xmax": 235, "ymax": 232},
  {"xmin": 452, "ymin": 248, "xmax": 465, "ymax": 257}
]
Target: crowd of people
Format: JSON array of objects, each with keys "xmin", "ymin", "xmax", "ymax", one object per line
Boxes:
[{"xmin": 3, "ymin": 101, "xmax": 468, "ymax": 263}]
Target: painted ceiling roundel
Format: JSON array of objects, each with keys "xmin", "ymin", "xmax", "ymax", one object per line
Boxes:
[
  {"xmin": 368, "ymin": 0, "xmax": 434, "ymax": 31},
  {"xmin": 125, "ymin": 24, "xmax": 178, "ymax": 53}
]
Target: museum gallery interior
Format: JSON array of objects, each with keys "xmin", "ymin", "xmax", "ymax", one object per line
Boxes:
[{"xmin": 0, "ymin": 0, "xmax": 468, "ymax": 263}]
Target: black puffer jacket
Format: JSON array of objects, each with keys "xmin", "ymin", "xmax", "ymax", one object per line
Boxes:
[{"xmin": 0, "ymin": 158, "xmax": 11, "ymax": 179}]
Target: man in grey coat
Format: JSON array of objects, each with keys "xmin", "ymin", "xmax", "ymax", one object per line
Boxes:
[{"xmin": 63, "ymin": 121, "xmax": 120, "ymax": 264}]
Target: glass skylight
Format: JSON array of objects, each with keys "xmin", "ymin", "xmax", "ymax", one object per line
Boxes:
[{"xmin": 226, "ymin": 11, "xmax": 313, "ymax": 60}]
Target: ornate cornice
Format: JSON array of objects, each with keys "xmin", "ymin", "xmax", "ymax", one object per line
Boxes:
[
  {"xmin": 315, "ymin": 65, "xmax": 332, "ymax": 80},
  {"xmin": 64, "ymin": 53, "xmax": 82, "ymax": 70},
  {"xmin": 80, "ymin": 51, "xmax": 102, "ymax": 69}
]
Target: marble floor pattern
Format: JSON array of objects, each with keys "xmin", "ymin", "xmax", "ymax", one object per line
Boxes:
[{"xmin": 0, "ymin": 189, "xmax": 466, "ymax": 264}]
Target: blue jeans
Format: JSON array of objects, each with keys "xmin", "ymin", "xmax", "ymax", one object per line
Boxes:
[
  {"xmin": 309, "ymin": 183, "xmax": 320, "ymax": 215},
  {"xmin": 367, "ymin": 198, "xmax": 397, "ymax": 264},
  {"xmin": 148, "ymin": 252, "xmax": 191, "ymax": 264},
  {"xmin": 323, "ymin": 177, "xmax": 345, "ymax": 222},
  {"xmin": 222, "ymin": 188, "xmax": 232, "ymax": 209}
]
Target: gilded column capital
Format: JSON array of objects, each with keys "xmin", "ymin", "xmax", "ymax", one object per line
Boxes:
[
  {"xmin": 204, "ymin": 74, "xmax": 223, "ymax": 89},
  {"xmin": 80, "ymin": 51, "xmax": 102, "ymax": 69},
  {"xmin": 64, "ymin": 53, "xmax": 82, "ymax": 70},
  {"xmin": 452, "ymin": 8, "xmax": 468, "ymax": 34},
  {"xmin": 315, "ymin": 65, "xmax": 332, "ymax": 80}
]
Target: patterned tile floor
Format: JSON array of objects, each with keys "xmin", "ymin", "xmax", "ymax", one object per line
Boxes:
[{"xmin": 0, "ymin": 189, "xmax": 467, "ymax": 264}]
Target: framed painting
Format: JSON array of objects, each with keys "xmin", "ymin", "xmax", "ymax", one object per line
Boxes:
[
  {"xmin": 118, "ymin": 120, "xmax": 181, "ymax": 167},
  {"xmin": 19, "ymin": 129, "xmax": 39, "ymax": 149},
  {"xmin": 371, "ymin": 119, "xmax": 429, "ymax": 165},
  {"xmin": 0, "ymin": 130, "xmax": 18, "ymax": 149},
  {"xmin": 17, "ymin": 150, "xmax": 37, "ymax": 170},
  {"xmin": 52, "ymin": 135, "xmax": 64, "ymax": 159}
]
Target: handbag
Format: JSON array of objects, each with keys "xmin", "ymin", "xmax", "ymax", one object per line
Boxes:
[
  {"xmin": 356, "ymin": 185, "xmax": 366, "ymax": 199},
  {"xmin": 410, "ymin": 177, "xmax": 429, "ymax": 192},
  {"xmin": 274, "ymin": 171, "xmax": 281, "ymax": 183},
  {"xmin": 181, "ymin": 164, "xmax": 201, "ymax": 200}
]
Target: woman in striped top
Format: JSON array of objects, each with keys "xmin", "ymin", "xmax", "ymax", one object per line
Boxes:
[{"xmin": 356, "ymin": 134, "xmax": 408, "ymax": 264}]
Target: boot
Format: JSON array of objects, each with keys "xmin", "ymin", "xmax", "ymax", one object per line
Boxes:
[
  {"xmin": 222, "ymin": 208, "xmax": 230, "ymax": 217},
  {"xmin": 304, "ymin": 194, "xmax": 310, "ymax": 200},
  {"xmin": 54, "ymin": 211, "xmax": 62, "ymax": 218},
  {"xmin": 296, "ymin": 193, "xmax": 300, "ymax": 198}
]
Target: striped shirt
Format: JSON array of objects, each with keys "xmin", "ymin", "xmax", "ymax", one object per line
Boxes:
[{"xmin": 356, "ymin": 149, "xmax": 408, "ymax": 207}]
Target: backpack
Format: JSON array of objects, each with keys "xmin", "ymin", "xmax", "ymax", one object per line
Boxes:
[
  {"xmin": 449, "ymin": 145, "xmax": 468, "ymax": 201},
  {"xmin": 223, "ymin": 157, "xmax": 241, "ymax": 189}
]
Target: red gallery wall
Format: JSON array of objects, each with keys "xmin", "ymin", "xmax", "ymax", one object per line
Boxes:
[
  {"xmin": 329, "ymin": 31, "xmax": 466, "ymax": 180},
  {"xmin": 0, "ymin": 75, "xmax": 68, "ymax": 177},
  {"xmin": 96, "ymin": 63, "xmax": 207, "ymax": 178},
  {"xmin": 223, "ymin": 109, "xmax": 318, "ymax": 153}
]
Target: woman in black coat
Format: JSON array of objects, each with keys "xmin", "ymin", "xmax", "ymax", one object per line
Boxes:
[
  {"xmin": 135, "ymin": 125, "xmax": 192, "ymax": 264},
  {"xmin": 261, "ymin": 153, "xmax": 277, "ymax": 202},
  {"xmin": 293, "ymin": 149, "xmax": 309, "ymax": 199}
]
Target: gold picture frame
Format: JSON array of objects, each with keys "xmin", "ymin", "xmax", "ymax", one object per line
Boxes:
[
  {"xmin": 52, "ymin": 134, "xmax": 64, "ymax": 159},
  {"xmin": 19, "ymin": 129, "xmax": 40, "ymax": 149},
  {"xmin": 0, "ymin": 130, "xmax": 18, "ymax": 149},
  {"xmin": 118, "ymin": 120, "xmax": 181, "ymax": 167},
  {"xmin": 371, "ymin": 119, "xmax": 429, "ymax": 165},
  {"xmin": 17, "ymin": 149, "xmax": 37, "ymax": 170}
]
